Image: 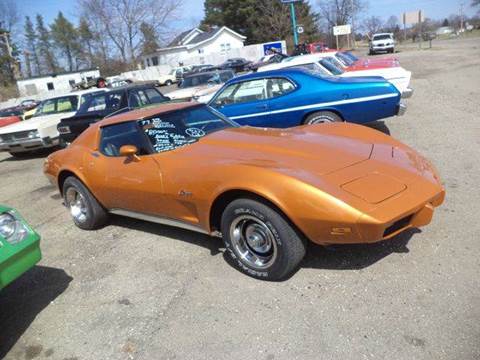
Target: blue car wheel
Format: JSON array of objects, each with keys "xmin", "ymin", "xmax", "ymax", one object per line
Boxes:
[{"xmin": 304, "ymin": 111, "xmax": 342, "ymax": 125}]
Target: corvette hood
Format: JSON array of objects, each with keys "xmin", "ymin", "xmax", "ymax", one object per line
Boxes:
[
  {"xmin": 0, "ymin": 112, "xmax": 75, "ymax": 134},
  {"xmin": 199, "ymin": 126, "xmax": 373, "ymax": 175}
]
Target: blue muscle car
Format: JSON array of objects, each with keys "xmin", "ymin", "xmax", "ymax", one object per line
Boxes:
[{"xmin": 208, "ymin": 68, "xmax": 405, "ymax": 127}]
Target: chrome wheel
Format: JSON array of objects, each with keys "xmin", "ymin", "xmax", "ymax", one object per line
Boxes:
[
  {"xmin": 229, "ymin": 215, "xmax": 277, "ymax": 270},
  {"xmin": 307, "ymin": 116, "xmax": 333, "ymax": 125},
  {"xmin": 65, "ymin": 187, "xmax": 88, "ymax": 223}
]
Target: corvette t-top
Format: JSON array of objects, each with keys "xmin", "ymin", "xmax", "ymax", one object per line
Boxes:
[{"xmin": 44, "ymin": 102, "xmax": 445, "ymax": 280}]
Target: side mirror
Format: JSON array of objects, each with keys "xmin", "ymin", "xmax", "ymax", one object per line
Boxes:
[{"xmin": 119, "ymin": 145, "xmax": 139, "ymax": 160}]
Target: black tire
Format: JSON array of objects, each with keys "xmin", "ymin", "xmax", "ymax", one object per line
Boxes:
[
  {"xmin": 304, "ymin": 111, "xmax": 342, "ymax": 125},
  {"xmin": 221, "ymin": 198, "xmax": 306, "ymax": 281},
  {"xmin": 9, "ymin": 152, "xmax": 30, "ymax": 158},
  {"xmin": 165, "ymin": 80, "xmax": 173, "ymax": 86},
  {"xmin": 62, "ymin": 176, "xmax": 108, "ymax": 230}
]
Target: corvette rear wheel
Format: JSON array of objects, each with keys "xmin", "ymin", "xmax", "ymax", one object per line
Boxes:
[
  {"xmin": 304, "ymin": 111, "xmax": 342, "ymax": 125},
  {"xmin": 221, "ymin": 198, "xmax": 306, "ymax": 281},
  {"xmin": 63, "ymin": 176, "xmax": 108, "ymax": 230}
]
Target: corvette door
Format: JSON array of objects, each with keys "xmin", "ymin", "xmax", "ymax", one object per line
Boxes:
[
  {"xmin": 96, "ymin": 121, "xmax": 166, "ymax": 215},
  {"xmin": 211, "ymin": 79, "xmax": 271, "ymax": 127}
]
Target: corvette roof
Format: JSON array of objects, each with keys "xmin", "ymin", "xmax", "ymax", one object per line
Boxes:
[{"xmin": 98, "ymin": 102, "xmax": 202, "ymax": 127}]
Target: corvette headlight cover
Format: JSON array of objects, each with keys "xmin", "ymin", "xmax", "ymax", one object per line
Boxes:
[{"xmin": 0, "ymin": 212, "xmax": 29, "ymax": 244}]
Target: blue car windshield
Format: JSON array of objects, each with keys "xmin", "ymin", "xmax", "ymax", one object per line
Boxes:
[{"xmin": 319, "ymin": 58, "xmax": 344, "ymax": 75}]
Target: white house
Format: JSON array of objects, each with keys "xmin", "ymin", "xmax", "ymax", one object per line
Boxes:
[
  {"xmin": 142, "ymin": 26, "xmax": 247, "ymax": 68},
  {"xmin": 16, "ymin": 69, "xmax": 101, "ymax": 97}
]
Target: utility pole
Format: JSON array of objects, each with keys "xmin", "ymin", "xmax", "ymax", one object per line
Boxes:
[
  {"xmin": 460, "ymin": 1, "xmax": 465, "ymax": 31},
  {"xmin": 350, "ymin": 0, "xmax": 356, "ymax": 49},
  {"xmin": 290, "ymin": 2, "xmax": 299, "ymax": 46}
]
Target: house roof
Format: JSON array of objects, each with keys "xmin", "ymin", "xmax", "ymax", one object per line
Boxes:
[{"xmin": 162, "ymin": 26, "xmax": 246, "ymax": 52}]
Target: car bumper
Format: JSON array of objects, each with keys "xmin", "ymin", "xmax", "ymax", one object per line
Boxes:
[
  {"xmin": 371, "ymin": 45, "xmax": 394, "ymax": 52},
  {"xmin": 0, "ymin": 136, "xmax": 59, "ymax": 153},
  {"xmin": 402, "ymin": 88, "xmax": 414, "ymax": 99},
  {"xmin": 397, "ymin": 102, "xmax": 407, "ymax": 116}
]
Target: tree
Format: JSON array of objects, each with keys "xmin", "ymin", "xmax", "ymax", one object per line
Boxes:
[
  {"xmin": 249, "ymin": 0, "xmax": 320, "ymax": 46},
  {"xmin": 24, "ymin": 16, "xmax": 41, "ymax": 76},
  {"xmin": 472, "ymin": 0, "xmax": 480, "ymax": 7},
  {"xmin": 442, "ymin": 18, "xmax": 450, "ymax": 27},
  {"xmin": 140, "ymin": 22, "xmax": 160, "ymax": 55},
  {"xmin": 51, "ymin": 12, "xmax": 80, "ymax": 71},
  {"xmin": 316, "ymin": 0, "xmax": 367, "ymax": 28},
  {"xmin": 77, "ymin": 17, "xmax": 95, "ymax": 67},
  {"xmin": 36, "ymin": 14, "xmax": 57, "ymax": 73},
  {"xmin": 79, "ymin": 0, "xmax": 182, "ymax": 65},
  {"xmin": 363, "ymin": 16, "xmax": 383, "ymax": 37},
  {"xmin": 201, "ymin": 0, "xmax": 256, "ymax": 41},
  {"xmin": 0, "ymin": 0, "xmax": 20, "ymax": 33},
  {"xmin": 384, "ymin": 15, "xmax": 399, "ymax": 32},
  {"xmin": 0, "ymin": 0, "xmax": 20, "ymax": 84}
]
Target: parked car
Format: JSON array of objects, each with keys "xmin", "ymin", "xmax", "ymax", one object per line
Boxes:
[
  {"xmin": 184, "ymin": 64, "xmax": 215, "ymax": 75},
  {"xmin": 0, "ymin": 205, "xmax": 41, "ymax": 290},
  {"xmin": 333, "ymin": 51, "xmax": 400, "ymax": 70},
  {"xmin": 0, "ymin": 89, "xmax": 107, "ymax": 156},
  {"xmin": 167, "ymin": 70, "xmax": 235, "ymax": 103},
  {"xmin": 158, "ymin": 69, "xmax": 179, "ymax": 86},
  {"xmin": 260, "ymin": 54, "xmax": 413, "ymax": 98},
  {"xmin": 248, "ymin": 53, "xmax": 288, "ymax": 72},
  {"xmin": 369, "ymin": 33, "xmax": 395, "ymax": 55},
  {"xmin": 209, "ymin": 68, "xmax": 405, "ymax": 127},
  {"xmin": 0, "ymin": 108, "xmax": 23, "ymax": 128},
  {"xmin": 307, "ymin": 41, "xmax": 330, "ymax": 53},
  {"xmin": 57, "ymin": 84, "xmax": 170, "ymax": 145},
  {"xmin": 215, "ymin": 58, "xmax": 252, "ymax": 73},
  {"xmin": 44, "ymin": 102, "xmax": 445, "ymax": 280}
]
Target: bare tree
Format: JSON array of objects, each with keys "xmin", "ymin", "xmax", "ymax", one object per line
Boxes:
[
  {"xmin": 79, "ymin": 0, "xmax": 182, "ymax": 65},
  {"xmin": 316, "ymin": 0, "xmax": 367, "ymax": 27},
  {"xmin": 363, "ymin": 16, "xmax": 383, "ymax": 37}
]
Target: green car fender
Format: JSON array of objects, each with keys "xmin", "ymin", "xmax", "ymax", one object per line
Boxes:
[{"xmin": 0, "ymin": 205, "xmax": 41, "ymax": 290}]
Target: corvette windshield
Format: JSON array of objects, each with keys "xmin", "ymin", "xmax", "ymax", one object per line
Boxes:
[
  {"xmin": 342, "ymin": 51, "xmax": 359, "ymax": 62},
  {"xmin": 140, "ymin": 105, "xmax": 236, "ymax": 153}
]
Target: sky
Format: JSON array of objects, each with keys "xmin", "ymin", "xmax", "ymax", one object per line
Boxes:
[{"xmin": 16, "ymin": 0, "xmax": 478, "ymax": 34}]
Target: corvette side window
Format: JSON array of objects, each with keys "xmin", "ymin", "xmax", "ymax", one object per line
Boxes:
[{"xmin": 100, "ymin": 122, "xmax": 151, "ymax": 157}]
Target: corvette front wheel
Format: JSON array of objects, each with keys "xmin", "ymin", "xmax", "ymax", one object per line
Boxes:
[{"xmin": 221, "ymin": 198, "xmax": 306, "ymax": 281}]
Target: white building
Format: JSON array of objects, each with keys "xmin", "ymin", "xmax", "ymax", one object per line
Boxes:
[
  {"xmin": 142, "ymin": 26, "xmax": 247, "ymax": 68},
  {"xmin": 16, "ymin": 69, "xmax": 101, "ymax": 97}
]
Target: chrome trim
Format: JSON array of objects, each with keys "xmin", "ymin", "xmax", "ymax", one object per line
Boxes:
[
  {"xmin": 397, "ymin": 102, "xmax": 407, "ymax": 116},
  {"xmin": 401, "ymin": 88, "xmax": 414, "ymax": 99},
  {"xmin": 109, "ymin": 209, "xmax": 212, "ymax": 235}
]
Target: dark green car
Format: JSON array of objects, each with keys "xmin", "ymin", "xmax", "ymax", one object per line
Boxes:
[{"xmin": 0, "ymin": 205, "xmax": 41, "ymax": 290}]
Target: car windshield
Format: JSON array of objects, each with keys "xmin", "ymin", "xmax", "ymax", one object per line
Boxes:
[
  {"xmin": 77, "ymin": 91, "xmax": 123, "ymax": 115},
  {"xmin": 342, "ymin": 51, "xmax": 359, "ymax": 62},
  {"xmin": 373, "ymin": 34, "xmax": 392, "ymax": 41},
  {"xmin": 33, "ymin": 95, "xmax": 79, "ymax": 117},
  {"xmin": 335, "ymin": 52, "xmax": 355, "ymax": 66},
  {"xmin": 291, "ymin": 63, "xmax": 331, "ymax": 77},
  {"xmin": 180, "ymin": 72, "xmax": 234, "ymax": 88},
  {"xmin": 319, "ymin": 58, "xmax": 344, "ymax": 75},
  {"xmin": 139, "ymin": 106, "xmax": 236, "ymax": 153}
]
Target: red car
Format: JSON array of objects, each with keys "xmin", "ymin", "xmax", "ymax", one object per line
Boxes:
[
  {"xmin": 0, "ymin": 108, "xmax": 22, "ymax": 128},
  {"xmin": 336, "ymin": 51, "xmax": 400, "ymax": 71}
]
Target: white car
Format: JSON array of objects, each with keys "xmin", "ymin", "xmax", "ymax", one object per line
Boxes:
[
  {"xmin": 259, "ymin": 54, "xmax": 413, "ymax": 98},
  {"xmin": 0, "ymin": 89, "xmax": 107, "ymax": 156},
  {"xmin": 167, "ymin": 70, "xmax": 235, "ymax": 103},
  {"xmin": 369, "ymin": 33, "xmax": 395, "ymax": 54},
  {"xmin": 158, "ymin": 68, "xmax": 179, "ymax": 86}
]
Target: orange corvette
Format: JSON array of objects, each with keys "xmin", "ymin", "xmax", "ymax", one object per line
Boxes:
[{"xmin": 44, "ymin": 102, "xmax": 445, "ymax": 280}]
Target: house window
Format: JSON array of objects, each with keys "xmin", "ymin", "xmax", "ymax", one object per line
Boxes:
[
  {"xmin": 86, "ymin": 76, "xmax": 93, "ymax": 81},
  {"xmin": 198, "ymin": 48, "xmax": 204, "ymax": 54},
  {"xmin": 146, "ymin": 58, "xmax": 151, "ymax": 67},
  {"xmin": 69, "ymin": 79, "xmax": 75, "ymax": 87},
  {"xmin": 47, "ymin": 82, "xmax": 54, "ymax": 91},
  {"xmin": 220, "ymin": 43, "xmax": 231, "ymax": 54},
  {"xmin": 151, "ymin": 56, "xmax": 159, "ymax": 66}
]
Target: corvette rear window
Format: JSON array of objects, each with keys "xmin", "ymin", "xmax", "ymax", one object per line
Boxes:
[{"xmin": 139, "ymin": 106, "xmax": 234, "ymax": 153}]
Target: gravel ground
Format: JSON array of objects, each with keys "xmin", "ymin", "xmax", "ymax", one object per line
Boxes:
[{"xmin": 0, "ymin": 36, "xmax": 479, "ymax": 360}]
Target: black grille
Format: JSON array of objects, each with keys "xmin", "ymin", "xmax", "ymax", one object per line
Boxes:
[{"xmin": 383, "ymin": 214, "xmax": 413, "ymax": 237}]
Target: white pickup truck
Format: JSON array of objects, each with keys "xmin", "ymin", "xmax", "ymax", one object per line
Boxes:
[
  {"xmin": 0, "ymin": 89, "xmax": 106, "ymax": 156},
  {"xmin": 369, "ymin": 33, "xmax": 395, "ymax": 55}
]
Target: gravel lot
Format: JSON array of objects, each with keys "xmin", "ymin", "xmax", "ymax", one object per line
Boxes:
[{"xmin": 1, "ymin": 37, "xmax": 479, "ymax": 360}]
